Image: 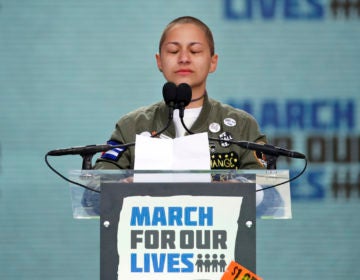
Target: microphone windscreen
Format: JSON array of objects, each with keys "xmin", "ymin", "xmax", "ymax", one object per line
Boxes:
[
  {"xmin": 162, "ymin": 82, "xmax": 177, "ymax": 105},
  {"xmin": 176, "ymin": 83, "xmax": 192, "ymax": 107}
]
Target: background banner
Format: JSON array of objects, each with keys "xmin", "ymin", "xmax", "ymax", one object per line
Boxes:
[{"xmin": 0, "ymin": 1, "xmax": 359, "ymax": 279}]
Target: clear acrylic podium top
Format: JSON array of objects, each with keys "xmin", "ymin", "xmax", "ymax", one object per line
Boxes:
[{"xmin": 68, "ymin": 169, "xmax": 291, "ymax": 220}]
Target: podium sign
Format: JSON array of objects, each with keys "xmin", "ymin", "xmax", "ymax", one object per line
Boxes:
[{"xmin": 100, "ymin": 181, "xmax": 256, "ymax": 280}]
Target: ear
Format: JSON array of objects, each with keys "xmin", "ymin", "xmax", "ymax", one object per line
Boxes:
[
  {"xmin": 155, "ymin": 53, "xmax": 162, "ymax": 72},
  {"xmin": 209, "ymin": 54, "xmax": 218, "ymax": 73}
]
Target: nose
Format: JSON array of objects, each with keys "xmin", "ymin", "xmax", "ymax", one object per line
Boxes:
[{"xmin": 178, "ymin": 50, "xmax": 190, "ymax": 64}]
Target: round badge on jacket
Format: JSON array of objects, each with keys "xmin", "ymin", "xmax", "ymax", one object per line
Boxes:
[
  {"xmin": 219, "ymin": 132, "xmax": 233, "ymax": 147},
  {"xmin": 224, "ymin": 118, "xmax": 236, "ymax": 127},
  {"xmin": 209, "ymin": 122, "xmax": 221, "ymax": 133}
]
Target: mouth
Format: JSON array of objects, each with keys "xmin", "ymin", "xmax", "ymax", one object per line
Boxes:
[{"xmin": 176, "ymin": 69, "xmax": 193, "ymax": 75}]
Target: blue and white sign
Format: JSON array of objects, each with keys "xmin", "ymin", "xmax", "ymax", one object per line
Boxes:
[{"xmin": 117, "ymin": 196, "xmax": 242, "ymax": 280}]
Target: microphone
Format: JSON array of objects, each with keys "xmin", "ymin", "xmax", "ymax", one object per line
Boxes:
[
  {"xmin": 162, "ymin": 82, "xmax": 177, "ymax": 120},
  {"xmin": 235, "ymin": 141, "xmax": 306, "ymax": 159},
  {"xmin": 175, "ymin": 83, "xmax": 193, "ymax": 135},
  {"xmin": 176, "ymin": 83, "xmax": 192, "ymax": 118},
  {"xmin": 152, "ymin": 82, "xmax": 178, "ymax": 138},
  {"xmin": 47, "ymin": 143, "xmax": 130, "ymax": 156}
]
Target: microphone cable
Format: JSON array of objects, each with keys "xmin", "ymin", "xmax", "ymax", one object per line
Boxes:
[
  {"xmin": 255, "ymin": 157, "xmax": 307, "ymax": 192},
  {"xmin": 45, "ymin": 152, "xmax": 101, "ymax": 193}
]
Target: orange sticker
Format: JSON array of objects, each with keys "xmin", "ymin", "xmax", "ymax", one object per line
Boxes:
[{"xmin": 221, "ymin": 260, "xmax": 262, "ymax": 280}]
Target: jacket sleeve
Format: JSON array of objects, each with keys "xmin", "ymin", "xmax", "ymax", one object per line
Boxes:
[
  {"xmin": 94, "ymin": 118, "xmax": 135, "ymax": 170},
  {"xmin": 238, "ymin": 114, "xmax": 267, "ymax": 169}
]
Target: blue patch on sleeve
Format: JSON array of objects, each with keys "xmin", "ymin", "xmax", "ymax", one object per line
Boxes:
[{"xmin": 100, "ymin": 140, "xmax": 127, "ymax": 161}]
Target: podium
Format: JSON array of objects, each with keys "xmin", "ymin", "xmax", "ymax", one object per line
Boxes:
[{"xmin": 69, "ymin": 170, "xmax": 291, "ymax": 280}]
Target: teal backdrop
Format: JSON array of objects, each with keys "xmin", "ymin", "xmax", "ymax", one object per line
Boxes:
[{"xmin": 0, "ymin": 0, "xmax": 359, "ymax": 279}]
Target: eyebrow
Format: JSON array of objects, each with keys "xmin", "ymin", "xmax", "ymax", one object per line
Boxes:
[{"xmin": 165, "ymin": 42, "xmax": 203, "ymax": 47}]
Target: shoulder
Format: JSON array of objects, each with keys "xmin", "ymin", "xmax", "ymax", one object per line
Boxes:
[
  {"xmin": 208, "ymin": 97, "xmax": 258, "ymax": 123},
  {"xmin": 118, "ymin": 101, "xmax": 165, "ymax": 123}
]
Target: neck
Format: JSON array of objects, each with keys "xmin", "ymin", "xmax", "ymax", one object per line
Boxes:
[{"xmin": 186, "ymin": 86, "xmax": 206, "ymax": 108}]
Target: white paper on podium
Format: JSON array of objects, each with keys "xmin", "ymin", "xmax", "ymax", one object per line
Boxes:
[{"xmin": 134, "ymin": 132, "xmax": 211, "ymax": 182}]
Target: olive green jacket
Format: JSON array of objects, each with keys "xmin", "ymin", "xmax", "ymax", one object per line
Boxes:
[{"xmin": 95, "ymin": 95, "xmax": 266, "ymax": 170}]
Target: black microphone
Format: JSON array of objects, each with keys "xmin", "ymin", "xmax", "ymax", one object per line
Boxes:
[
  {"xmin": 175, "ymin": 83, "xmax": 193, "ymax": 135},
  {"xmin": 162, "ymin": 82, "xmax": 177, "ymax": 120},
  {"xmin": 176, "ymin": 83, "xmax": 192, "ymax": 118},
  {"xmin": 152, "ymin": 82, "xmax": 178, "ymax": 138},
  {"xmin": 235, "ymin": 141, "xmax": 306, "ymax": 159},
  {"xmin": 47, "ymin": 143, "xmax": 130, "ymax": 156}
]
